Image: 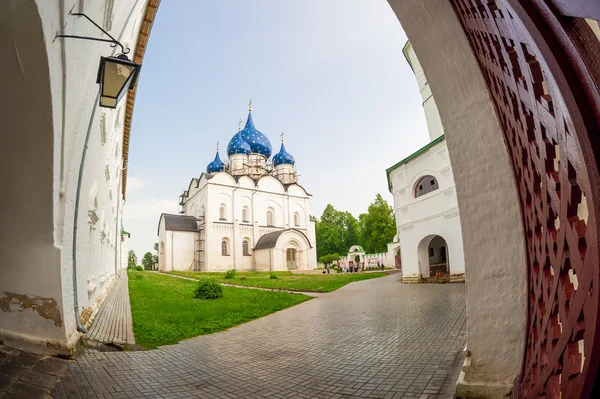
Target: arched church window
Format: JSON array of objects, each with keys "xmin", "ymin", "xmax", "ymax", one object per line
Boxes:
[
  {"xmin": 267, "ymin": 208, "xmax": 274, "ymax": 226},
  {"xmin": 414, "ymin": 175, "xmax": 439, "ymax": 198},
  {"xmin": 219, "ymin": 204, "xmax": 226, "ymax": 220},
  {"xmin": 221, "ymin": 239, "xmax": 229, "ymax": 256},
  {"xmin": 293, "ymin": 212, "xmax": 300, "ymax": 227},
  {"xmin": 242, "ymin": 207, "xmax": 249, "ymax": 223},
  {"xmin": 242, "ymin": 240, "xmax": 250, "ymax": 256}
]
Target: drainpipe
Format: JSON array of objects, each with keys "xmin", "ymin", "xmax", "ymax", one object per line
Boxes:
[{"xmin": 71, "ymin": 91, "xmax": 100, "ymax": 334}]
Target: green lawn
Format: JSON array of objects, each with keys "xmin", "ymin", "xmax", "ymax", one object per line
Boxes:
[
  {"xmin": 168, "ymin": 270, "xmax": 387, "ymax": 293},
  {"xmin": 128, "ymin": 270, "xmax": 310, "ymax": 348}
]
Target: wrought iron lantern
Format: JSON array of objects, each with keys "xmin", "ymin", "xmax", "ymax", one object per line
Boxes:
[
  {"xmin": 96, "ymin": 54, "xmax": 141, "ymax": 108},
  {"xmin": 56, "ymin": 12, "xmax": 142, "ymax": 108}
]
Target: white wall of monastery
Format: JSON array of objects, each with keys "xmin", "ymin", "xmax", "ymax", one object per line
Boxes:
[
  {"xmin": 0, "ymin": 0, "xmax": 148, "ymax": 355},
  {"xmin": 388, "ymin": 0, "xmax": 527, "ymax": 394}
]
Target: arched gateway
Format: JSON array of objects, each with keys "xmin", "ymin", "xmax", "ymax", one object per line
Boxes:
[{"xmin": 0, "ymin": 1, "xmax": 599, "ymax": 398}]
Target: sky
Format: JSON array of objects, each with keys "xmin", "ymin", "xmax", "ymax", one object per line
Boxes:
[{"xmin": 124, "ymin": 0, "xmax": 431, "ymax": 258}]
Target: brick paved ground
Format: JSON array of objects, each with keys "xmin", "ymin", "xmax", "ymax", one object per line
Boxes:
[
  {"xmin": 52, "ymin": 274, "xmax": 466, "ymax": 398},
  {"xmin": 0, "ymin": 344, "xmax": 68, "ymax": 398},
  {"xmin": 85, "ymin": 269, "xmax": 135, "ymax": 346}
]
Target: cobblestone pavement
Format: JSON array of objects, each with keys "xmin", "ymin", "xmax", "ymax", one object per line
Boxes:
[
  {"xmin": 0, "ymin": 344, "xmax": 68, "ymax": 398},
  {"xmin": 53, "ymin": 273, "xmax": 466, "ymax": 399},
  {"xmin": 86, "ymin": 269, "xmax": 135, "ymax": 346}
]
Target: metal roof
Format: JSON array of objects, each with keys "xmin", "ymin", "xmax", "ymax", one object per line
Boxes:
[
  {"xmin": 385, "ymin": 134, "xmax": 446, "ymax": 192},
  {"xmin": 254, "ymin": 228, "xmax": 312, "ymax": 250},
  {"xmin": 159, "ymin": 213, "xmax": 198, "ymax": 235}
]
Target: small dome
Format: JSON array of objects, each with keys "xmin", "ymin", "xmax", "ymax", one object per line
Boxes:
[
  {"xmin": 273, "ymin": 143, "xmax": 295, "ymax": 166},
  {"xmin": 227, "ymin": 131, "xmax": 251, "ymax": 156},
  {"xmin": 207, "ymin": 151, "xmax": 225, "ymax": 173},
  {"xmin": 240, "ymin": 111, "xmax": 272, "ymax": 158}
]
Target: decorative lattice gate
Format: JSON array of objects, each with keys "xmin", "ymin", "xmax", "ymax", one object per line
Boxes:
[{"xmin": 449, "ymin": 1, "xmax": 600, "ymax": 397}]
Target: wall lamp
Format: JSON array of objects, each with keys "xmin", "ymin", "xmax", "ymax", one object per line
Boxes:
[{"xmin": 57, "ymin": 13, "xmax": 141, "ymax": 109}]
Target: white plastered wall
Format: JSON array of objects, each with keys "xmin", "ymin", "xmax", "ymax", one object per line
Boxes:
[
  {"xmin": 390, "ymin": 140, "xmax": 465, "ymax": 278},
  {"xmin": 0, "ymin": 0, "xmax": 148, "ymax": 355},
  {"xmin": 178, "ymin": 171, "xmax": 316, "ymax": 271},
  {"xmin": 387, "ymin": 0, "xmax": 527, "ymax": 394}
]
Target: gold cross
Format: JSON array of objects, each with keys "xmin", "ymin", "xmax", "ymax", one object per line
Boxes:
[
  {"xmin": 248, "ymin": 98, "xmax": 252, "ymax": 111},
  {"xmin": 216, "ymin": 141, "xmax": 219, "ymax": 151},
  {"xmin": 238, "ymin": 119, "xmax": 243, "ymax": 130},
  {"xmin": 280, "ymin": 131, "xmax": 285, "ymax": 143}
]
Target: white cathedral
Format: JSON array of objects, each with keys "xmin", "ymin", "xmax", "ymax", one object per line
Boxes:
[{"xmin": 157, "ymin": 104, "xmax": 317, "ymax": 272}]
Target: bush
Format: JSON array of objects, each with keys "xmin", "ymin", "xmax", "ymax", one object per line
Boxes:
[
  {"xmin": 193, "ymin": 279, "xmax": 223, "ymax": 300},
  {"xmin": 224, "ymin": 269, "xmax": 236, "ymax": 279},
  {"xmin": 239, "ymin": 276, "xmax": 247, "ymax": 281},
  {"xmin": 269, "ymin": 273, "xmax": 278, "ymax": 280},
  {"xmin": 135, "ymin": 266, "xmax": 144, "ymax": 271}
]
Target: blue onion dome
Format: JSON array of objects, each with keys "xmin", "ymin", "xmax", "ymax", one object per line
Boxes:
[
  {"xmin": 227, "ymin": 131, "xmax": 252, "ymax": 156},
  {"xmin": 207, "ymin": 150, "xmax": 225, "ymax": 173},
  {"xmin": 240, "ymin": 111, "xmax": 272, "ymax": 158},
  {"xmin": 273, "ymin": 143, "xmax": 295, "ymax": 166}
]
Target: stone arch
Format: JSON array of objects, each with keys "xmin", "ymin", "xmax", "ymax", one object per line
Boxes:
[
  {"xmin": 0, "ymin": 0, "xmax": 65, "ymax": 346},
  {"xmin": 416, "ymin": 234, "xmax": 449, "ymax": 278},
  {"xmin": 388, "ymin": 0, "xmax": 529, "ymax": 393}
]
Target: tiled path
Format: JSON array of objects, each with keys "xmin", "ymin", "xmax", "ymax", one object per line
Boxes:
[
  {"xmin": 85, "ymin": 269, "xmax": 135, "ymax": 346},
  {"xmin": 53, "ymin": 274, "xmax": 466, "ymax": 398},
  {"xmin": 0, "ymin": 344, "xmax": 68, "ymax": 399}
]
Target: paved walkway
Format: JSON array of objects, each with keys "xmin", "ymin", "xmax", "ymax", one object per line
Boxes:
[
  {"xmin": 0, "ymin": 345, "xmax": 68, "ymax": 398},
  {"xmin": 53, "ymin": 274, "xmax": 466, "ymax": 399},
  {"xmin": 85, "ymin": 269, "xmax": 135, "ymax": 346}
]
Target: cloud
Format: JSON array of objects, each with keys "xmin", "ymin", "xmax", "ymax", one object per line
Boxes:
[
  {"xmin": 126, "ymin": 176, "xmax": 148, "ymax": 193},
  {"xmin": 123, "ymin": 198, "xmax": 178, "ymax": 221}
]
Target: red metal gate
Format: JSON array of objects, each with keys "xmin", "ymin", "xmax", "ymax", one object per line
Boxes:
[{"xmin": 449, "ymin": 1, "xmax": 600, "ymax": 397}]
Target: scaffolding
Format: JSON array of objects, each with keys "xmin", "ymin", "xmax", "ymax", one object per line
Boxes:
[{"xmin": 194, "ymin": 214, "xmax": 205, "ymax": 271}]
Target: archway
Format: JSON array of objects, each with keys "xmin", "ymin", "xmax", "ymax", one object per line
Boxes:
[
  {"xmin": 0, "ymin": 0, "xmax": 66, "ymax": 347},
  {"xmin": 417, "ymin": 235, "xmax": 449, "ymax": 278},
  {"xmin": 0, "ymin": 1, "xmax": 598, "ymax": 396}
]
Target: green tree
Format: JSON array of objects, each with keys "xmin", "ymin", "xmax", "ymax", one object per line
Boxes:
[
  {"xmin": 127, "ymin": 250, "xmax": 137, "ymax": 269},
  {"xmin": 152, "ymin": 242, "xmax": 159, "ymax": 264},
  {"xmin": 319, "ymin": 253, "xmax": 340, "ymax": 266},
  {"xmin": 141, "ymin": 252, "xmax": 154, "ymax": 270},
  {"xmin": 341, "ymin": 212, "xmax": 360, "ymax": 250},
  {"xmin": 315, "ymin": 205, "xmax": 362, "ymax": 258},
  {"xmin": 359, "ymin": 194, "xmax": 396, "ymax": 253}
]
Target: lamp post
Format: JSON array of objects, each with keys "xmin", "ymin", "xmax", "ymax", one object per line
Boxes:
[{"xmin": 56, "ymin": 12, "xmax": 142, "ymax": 109}]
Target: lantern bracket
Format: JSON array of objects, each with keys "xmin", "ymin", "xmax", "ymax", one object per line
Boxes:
[{"xmin": 56, "ymin": 12, "xmax": 130, "ymax": 54}]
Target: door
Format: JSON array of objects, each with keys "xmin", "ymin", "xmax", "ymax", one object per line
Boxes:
[{"xmin": 286, "ymin": 248, "xmax": 297, "ymax": 270}]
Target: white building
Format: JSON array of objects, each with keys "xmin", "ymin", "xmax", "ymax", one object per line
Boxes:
[
  {"xmin": 386, "ymin": 41, "xmax": 466, "ymax": 283},
  {"xmin": 345, "ymin": 241, "xmax": 401, "ymax": 269},
  {"xmin": 157, "ymin": 105, "xmax": 318, "ymax": 272}
]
